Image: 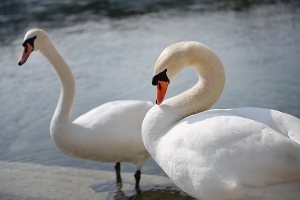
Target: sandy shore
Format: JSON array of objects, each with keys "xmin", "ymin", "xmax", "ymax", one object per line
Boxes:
[{"xmin": 0, "ymin": 161, "xmax": 190, "ymax": 200}]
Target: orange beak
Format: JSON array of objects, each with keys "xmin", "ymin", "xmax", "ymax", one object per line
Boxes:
[
  {"xmin": 18, "ymin": 43, "xmax": 33, "ymax": 66},
  {"xmin": 156, "ymin": 80, "xmax": 169, "ymax": 105}
]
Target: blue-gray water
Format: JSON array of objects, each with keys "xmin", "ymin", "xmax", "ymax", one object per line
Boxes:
[{"xmin": 1, "ymin": 0, "xmax": 300, "ymax": 199}]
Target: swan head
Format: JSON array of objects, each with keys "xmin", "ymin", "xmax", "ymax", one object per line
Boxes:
[
  {"xmin": 152, "ymin": 42, "xmax": 191, "ymax": 105},
  {"xmin": 18, "ymin": 29, "xmax": 49, "ymax": 66}
]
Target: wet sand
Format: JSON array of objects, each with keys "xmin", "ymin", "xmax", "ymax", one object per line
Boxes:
[{"xmin": 0, "ymin": 161, "xmax": 192, "ymax": 200}]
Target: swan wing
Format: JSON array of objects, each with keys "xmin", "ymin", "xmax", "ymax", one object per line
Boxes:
[
  {"xmin": 73, "ymin": 100, "xmax": 153, "ymax": 134},
  {"xmin": 68, "ymin": 100, "xmax": 153, "ymax": 163},
  {"xmin": 230, "ymin": 107, "xmax": 300, "ymax": 144},
  {"xmin": 154, "ymin": 108, "xmax": 300, "ymax": 199}
]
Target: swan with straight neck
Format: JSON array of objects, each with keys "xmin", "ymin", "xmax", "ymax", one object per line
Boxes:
[{"xmin": 18, "ymin": 29, "xmax": 153, "ymax": 190}]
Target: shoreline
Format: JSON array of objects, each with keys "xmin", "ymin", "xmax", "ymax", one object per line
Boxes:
[{"xmin": 0, "ymin": 161, "xmax": 190, "ymax": 200}]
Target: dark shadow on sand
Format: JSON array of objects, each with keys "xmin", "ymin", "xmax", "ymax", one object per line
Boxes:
[{"xmin": 90, "ymin": 181, "xmax": 196, "ymax": 200}]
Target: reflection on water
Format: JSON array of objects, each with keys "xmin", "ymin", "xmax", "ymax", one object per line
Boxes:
[
  {"xmin": 90, "ymin": 182, "xmax": 195, "ymax": 200},
  {"xmin": 0, "ymin": 0, "xmax": 300, "ymax": 199},
  {"xmin": 90, "ymin": 180, "xmax": 138, "ymax": 200}
]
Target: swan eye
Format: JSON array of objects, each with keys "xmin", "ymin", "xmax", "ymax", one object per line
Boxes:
[{"xmin": 152, "ymin": 69, "xmax": 169, "ymax": 86}]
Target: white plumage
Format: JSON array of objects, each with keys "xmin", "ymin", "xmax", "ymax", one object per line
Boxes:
[
  {"xmin": 142, "ymin": 41, "xmax": 300, "ymax": 199},
  {"xmin": 18, "ymin": 29, "xmax": 153, "ymax": 189}
]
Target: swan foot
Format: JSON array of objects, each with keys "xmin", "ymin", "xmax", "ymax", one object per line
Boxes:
[
  {"xmin": 116, "ymin": 180, "xmax": 123, "ymax": 190},
  {"xmin": 134, "ymin": 170, "xmax": 141, "ymax": 190},
  {"xmin": 114, "ymin": 162, "xmax": 122, "ymax": 185}
]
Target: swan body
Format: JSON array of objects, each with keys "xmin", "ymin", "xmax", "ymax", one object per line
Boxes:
[
  {"xmin": 142, "ymin": 41, "xmax": 300, "ymax": 199},
  {"xmin": 55, "ymin": 100, "xmax": 152, "ymax": 165},
  {"xmin": 18, "ymin": 29, "xmax": 153, "ymax": 189}
]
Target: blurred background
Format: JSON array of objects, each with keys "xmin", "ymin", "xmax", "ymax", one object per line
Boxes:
[{"xmin": 0, "ymin": 0, "xmax": 300, "ymax": 198}]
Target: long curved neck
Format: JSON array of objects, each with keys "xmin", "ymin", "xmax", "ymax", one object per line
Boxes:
[
  {"xmin": 40, "ymin": 41, "xmax": 75, "ymax": 127},
  {"xmin": 165, "ymin": 44, "xmax": 225, "ymax": 122},
  {"xmin": 143, "ymin": 42, "xmax": 225, "ymax": 147}
]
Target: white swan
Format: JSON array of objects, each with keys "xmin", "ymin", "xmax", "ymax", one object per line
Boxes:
[
  {"xmin": 142, "ymin": 41, "xmax": 300, "ymax": 199},
  {"xmin": 18, "ymin": 29, "xmax": 153, "ymax": 189}
]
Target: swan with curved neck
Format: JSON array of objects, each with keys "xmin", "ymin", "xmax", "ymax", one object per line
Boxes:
[
  {"xmin": 142, "ymin": 41, "xmax": 300, "ymax": 199},
  {"xmin": 18, "ymin": 29, "xmax": 153, "ymax": 189}
]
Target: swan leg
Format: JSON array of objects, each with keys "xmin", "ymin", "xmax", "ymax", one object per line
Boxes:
[
  {"xmin": 134, "ymin": 170, "xmax": 141, "ymax": 190},
  {"xmin": 114, "ymin": 162, "xmax": 122, "ymax": 185}
]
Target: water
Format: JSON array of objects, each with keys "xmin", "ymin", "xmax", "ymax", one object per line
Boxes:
[{"xmin": 0, "ymin": 0, "xmax": 300, "ymax": 199}]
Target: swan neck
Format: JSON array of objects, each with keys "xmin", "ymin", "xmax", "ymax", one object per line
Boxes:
[
  {"xmin": 143, "ymin": 43, "xmax": 225, "ymax": 147},
  {"xmin": 40, "ymin": 41, "xmax": 75, "ymax": 124},
  {"xmin": 165, "ymin": 44, "xmax": 225, "ymax": 121}
]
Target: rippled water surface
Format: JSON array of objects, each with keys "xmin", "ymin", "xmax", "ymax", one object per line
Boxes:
[{"xmin": 0, "ymin": 0, "xmax": 300, "ymax": 199}]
